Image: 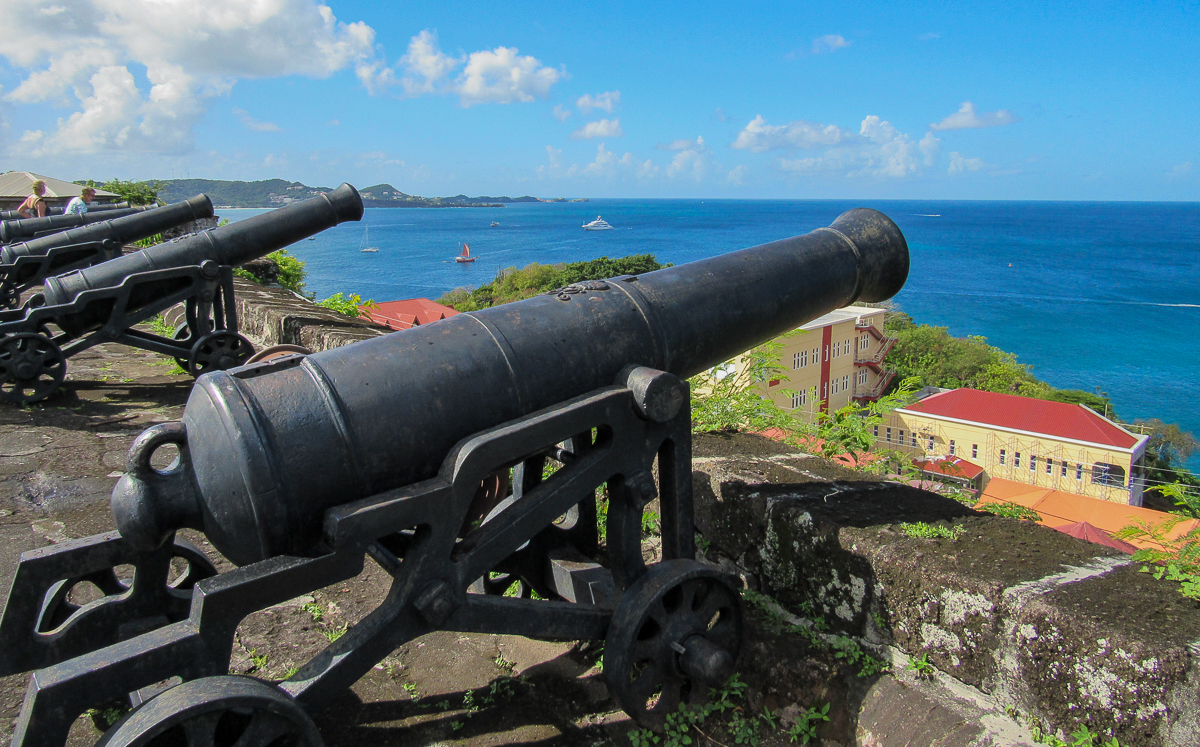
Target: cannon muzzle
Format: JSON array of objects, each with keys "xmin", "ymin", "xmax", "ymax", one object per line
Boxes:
[
  {"xmin": 112, "ymin": 208, "xmax": 908, "ymax": 565},
  {"xmin": 0, "ymin": 206, "xmax": 152, "ymax": 244},
  {"xmin": 1, "ymin": 196, "xmax": 212, "ymax": 264},
  {"xmin": 41, "ymin": 184, "xmax": 362, "ymax": 308}
]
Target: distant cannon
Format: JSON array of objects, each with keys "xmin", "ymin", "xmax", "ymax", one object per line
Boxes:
[
  {"xmin": 0, "ymin": 184, "xmax": 363, "ymax": 404},
  {"xmin": 0, "ymin": 201, "xmax": 131, "ymax": 220},
  {"xmin": 0, "ymin": 209, "xmax": 909, "ymax": 745},
  {"xmin": 0, "ymin": 206, "xmax": 152, "ymax": 244},
  {"xmin": 0, "ymin": 196, "xmax": 214, "ymax": 310}
]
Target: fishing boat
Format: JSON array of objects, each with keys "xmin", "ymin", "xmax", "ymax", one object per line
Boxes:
[
  {"xmin": 582, "ymin": 216, "xmax": 613, "ymax": 231},
  {"xmin": 359, "ymin": 225, "xmax": 379, "ymax": 252},
  {"xmin": 490, "ymin": 221, "xmax": 500, "ymax": 227},
  {"xmin": 455, "ymin": 243, "xmax": 476, "ymax": 263}
]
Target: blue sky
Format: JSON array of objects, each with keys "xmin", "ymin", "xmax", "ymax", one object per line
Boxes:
[{"xmin": 1, "ymin": 0, "xmax": 1197, "ymax": 200}]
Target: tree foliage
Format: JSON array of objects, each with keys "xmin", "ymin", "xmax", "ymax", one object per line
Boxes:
[
  {"xmin": 75, "ymin": 178, "xmax": 162, "ymax": 205},
  {"xmin": 439, "ymin": 254, "xmax": 668, "ymax": 311},
  {"xmin": 688, "ymin": 337, "xmax": 800, "ymax": 435}
]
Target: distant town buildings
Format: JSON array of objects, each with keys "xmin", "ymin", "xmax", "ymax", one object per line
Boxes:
[
  {"xmin": 745, "ymin": 305, "xmax": 896, "ymax": 424},
  {"xmin": 882, "ymin": 388, "xmax": 1149, "ymax": 506}
]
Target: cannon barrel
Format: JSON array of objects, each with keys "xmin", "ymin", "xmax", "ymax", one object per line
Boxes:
[
  {"xmin": 0, "ymin": 197, "xmax": 212, "ymax": 265},
  {"xmin": 41, "ymin": 184, "xmax": 362, "ymax": 308},
  {"xmin": 112, "ymin": 208, "xmax": 909, "ymax": 566},
  {"xmin": 0, "ymin": 201, "xmax": 130, "ymax": 220},
  {"xmin": 0, "ymin": 206, "xmax": 152, "ymax": 243}
]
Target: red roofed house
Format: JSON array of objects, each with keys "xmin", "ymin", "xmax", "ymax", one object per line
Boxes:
[
  {"xmin": 879, "ymin": 389, "xmax": 1149, "ymax": 505},
  {"xmin": 359, "ymin": 298, "xmax": 459, "ymax": 331}
]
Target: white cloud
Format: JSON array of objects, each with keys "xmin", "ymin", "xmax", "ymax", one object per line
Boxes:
[
  {"xmin": 919, "ymin": 131, "xmax": 941, "ymax": 166},
  {"xmin": 1168, "ymin": 162, "xmax": 1193, "ymax": 181},
  {"xmin": 571, "ymin": 118, "xmax": 623, "ymax": 140},
  {"xmin": 947, "ymin": 151, "xmax": 986, "ymax": 175},
  {"xmin": 552, "ymin": 104, "xmax": 571, "ymax": 122},
  {"xmin": 545, "ymin": 145, "xmax": 562, "ymax": 168},
  {"xmin": 665, "ymin": 136, "xmax": 713, "ymax": 181},
  {"xmin": 731, "ymin": 115, "xmax": 850, "ymax": 152},
  {"xmin": 456, "ymin": 46, "xmax": 563, "ymax": 106},
  {"xmin": 714, "ymin": 107, "xmax": 733, "ymax": 123},
  {"xmin": 233, "ymin": 108, "xmax": 281, "ymax": 132},
  {"xmin": 771, "ymin": 115, "xmax": 928, "ymax": 179},
  {"xmin": 812, "ymin": 34, "xmax": 850, "ymax": 54},
  {"xmin": 547, "ymin": 142, "xmax": 656, "ymax": 181},
  {"xmin": 919, "ymin": 32, "xmax": 941, "ymax": 41},
  {"xmin": 726, "ymin": 165, "xmax": 747, "ymax": 185},
  {"xmin": 856, "ymin": 116, "xmax": 920, "ymax": 177},
  {"xmin": 576, "ymin": 91, "xmax": 619, "ymax": 113},
  {"xmin": 930, "ymin": 101, "xmax": 1017, "ymax": 131},
  {"xmin": 658, "ymin": 138, "xmax": 702, "ymax": 151},
  {"xmin": 327, "ymin": 119, "xmax": 340, "ymax": 126},
  {"xmin": 361, "ymin": 30, "xmax": 564, "ymax": 106},
  {"xmin": 2, "ymin": 0, "xmax": 375, "ymax": 155}
]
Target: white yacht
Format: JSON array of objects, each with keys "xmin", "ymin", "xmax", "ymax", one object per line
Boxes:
[{"xmin": 582, "ymin": 216, "xmax": 613, "ymax": 231}]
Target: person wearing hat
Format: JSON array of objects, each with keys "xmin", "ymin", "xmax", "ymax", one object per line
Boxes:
[
  {"xmin": 16, "ymin": 180, "xmax": 47, "ymax": 218},
  {"xmin": 64, "ymin": 187, "xmax": 96, "ymax": 215}
]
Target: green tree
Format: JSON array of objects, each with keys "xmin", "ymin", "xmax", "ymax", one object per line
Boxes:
[
  {"xmin": 75, "ymin": 178, "xmax": 162, "ymax": 205},
  {"xmin": 688, "ymin": 337, "xmax": 800, "ymax": 435},
  {"xmin": 439, "ymin": 254, "xmax": 669, "ymax": 311}
]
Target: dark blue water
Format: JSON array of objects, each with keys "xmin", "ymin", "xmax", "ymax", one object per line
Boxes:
[{"xmin": 222, "ymin": 199, "xmax": 1200, "ymax": 471}]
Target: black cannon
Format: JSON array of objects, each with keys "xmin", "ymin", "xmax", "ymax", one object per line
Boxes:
[
  {"xmin": 0, "ymin": 184, "xmax": 363, "ymax": 405},
  {"xmin": 0, "ymin": 209, "xmax": 909, "ymax": 745},
  {"xmin": 0, "ymin": 201, "xmax": 131, "ymax": 220},
  {"xmin": 0, "ymin": 206, "xmax": 153, "ymax": 244},
  {"xmin": 0, "ymin": 196, "xmax": 214, "ymax": 310}
]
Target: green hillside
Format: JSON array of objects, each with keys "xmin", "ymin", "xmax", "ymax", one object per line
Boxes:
[{"xmin": 156, "ymin": 178, "xmax": 574, "ymax": 208}]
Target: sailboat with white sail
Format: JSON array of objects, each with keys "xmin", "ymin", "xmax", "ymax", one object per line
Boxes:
[{"xmin": 359, "ymin": 225, "xmax": 379, "ymax": 253}]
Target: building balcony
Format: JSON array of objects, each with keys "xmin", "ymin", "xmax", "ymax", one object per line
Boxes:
[
  {"xmin": 853, "ymin": 370, "xmax": 895, "ymax": 402},
  {"xmin": 855, "ymin": 336, "xmax": 896, "ymax": 369}
]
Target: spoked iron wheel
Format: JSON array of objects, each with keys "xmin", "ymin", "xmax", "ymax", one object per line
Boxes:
[
  {"xmin": 0, "ymin": 332, "xmax": 66, "ymax": 404},
  {"xmin": 188, "ymin": 332, "xmax": 255, "ymax": 377},
  {"xmin": 96, "ymin": 676, "xmax": 323, "ymax": 747},
  {"xmin": 0, "ymin": 279, "xmax": 20, "ymax": 310},
  {"xmin": 172, "ymin": 322, "xmax": 196, "ymax": 370},
  {"xmin": 604, "ymin": 560, "xmax": 744, "ymax": 730}
]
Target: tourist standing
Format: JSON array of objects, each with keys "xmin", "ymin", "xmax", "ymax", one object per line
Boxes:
[
  {"xmin": 64, "ymin": 187, "xmax": 96, "ymax": 215},
  {"xmin": 16, "ymin": 180, "xmax": 47, "ymax": 218}
]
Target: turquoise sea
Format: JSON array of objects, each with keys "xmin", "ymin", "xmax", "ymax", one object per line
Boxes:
[{"xmin": 221, "ymin": 199, "xmax": 1200, "ymax": 472}]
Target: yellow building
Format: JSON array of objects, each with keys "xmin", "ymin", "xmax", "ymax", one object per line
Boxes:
[
  {"xmin": 747, "ymin": 305, "xmax": 896, "ymax": 424},
  {"xmin": 880, "ymin": 389, "xmax": 1149, "ymax": 505}
]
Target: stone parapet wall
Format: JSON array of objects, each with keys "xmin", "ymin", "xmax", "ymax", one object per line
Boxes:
[
  {"xmin": 228, "ymin": 277, "xmax": 388, "ymax": 352},
  {"xmin": 692, "ymin": 431, "xmax": 1200, "ymax": 747}
]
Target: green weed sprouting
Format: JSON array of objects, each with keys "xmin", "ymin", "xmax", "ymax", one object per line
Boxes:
[{"xmin": 899, "ymin": 521, "xmax": 964, "ymax": 540}]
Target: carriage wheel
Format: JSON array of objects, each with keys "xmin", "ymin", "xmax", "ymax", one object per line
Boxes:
[
  {"xmin": 0, "ymin": 278, "xmax": 20, "ymax": 310},
  {"xmin": 187, "ymin": 332, "xmax": 255, "ymax": 377},
  {"xmin": 96, "ymin": 676, "xmax": 323, "ymax": 747},
  {"xmin": 604, "ymin": 560, "xmax": 744, "ymax": 730},
  {"xmin": 0, "ymin": 332, "xmax": 66, "ymax": 404}
]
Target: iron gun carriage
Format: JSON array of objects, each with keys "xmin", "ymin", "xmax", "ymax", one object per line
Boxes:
[
  {"xmin": 0, "ymin": 184, "xmax": 363, "ymax": 405},
  {"xmin": 0, "ymin": 209, "xmax": 909, "ymax": 746},
  {"xmin": 0, "ymin": 197, "xmax": 214, "ymax": 310}
]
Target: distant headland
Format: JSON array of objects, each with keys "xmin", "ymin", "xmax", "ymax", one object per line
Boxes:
[{"xmin": 155, "ymin": 178, "xmax": 586, "ymax": 209}]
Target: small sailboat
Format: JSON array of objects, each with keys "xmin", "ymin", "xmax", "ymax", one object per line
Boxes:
[
  {"xmin": 455, "ymin": 243, "xmax": 476, "ymax": 263},
  {"xmin": 359, "ymin": 225, "xmax": 379, "ymax": 253}
]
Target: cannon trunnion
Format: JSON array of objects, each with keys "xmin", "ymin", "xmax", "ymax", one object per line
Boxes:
[
  {"xmin": 0, "ymin": 184, "xmax": 363, "ymax": 405},
  {"xmin": 0, "ymin": 209, "xmax": 910, "ymax": 745}
]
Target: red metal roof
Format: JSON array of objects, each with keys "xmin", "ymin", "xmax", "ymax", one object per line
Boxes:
[
  {"xmin": 912, "ymin": 456, "xmax": 984, "ymax": 480},
  {"xmin": 902, "ymin": 389, "xmax": 1140, "ymax": 450},
  {"xmin": 1052, "ymin": 522, "xmax": 1137, "ymax": 554},
  {"xmin": 360, "ymin": 298, "xmax": 459, "ymax": 331}
]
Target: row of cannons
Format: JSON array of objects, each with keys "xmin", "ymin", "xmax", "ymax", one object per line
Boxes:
[{"xmin": 0, "ymin": 185, "xmax": 910, "ymax": 746}]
